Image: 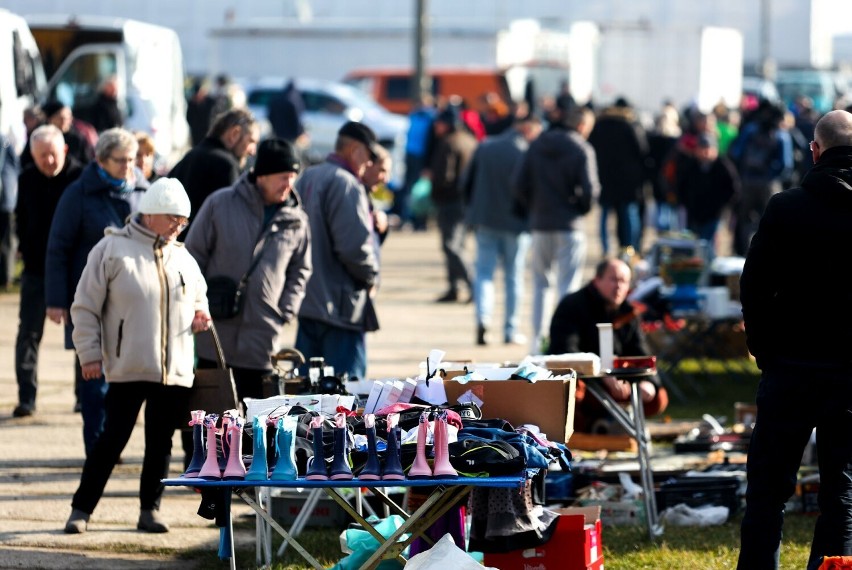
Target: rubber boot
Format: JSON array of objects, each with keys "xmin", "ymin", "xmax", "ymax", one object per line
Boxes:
[
  {"xmin": 359, "ymin": 414, "xmax": 381, "ymax": 480},
  {"xmin": 382, "ymin": 413, "xmax": 405, "ymax": 480},
  {"xmin": 270, "ymin": 416, "xmax": 298, "ymax": 481},
  {"xmin": 305, "ymin": 414, "xmax": 329, "ymax": 480},
  {"xmin": 198, "ymin": 413, "xmax": 222, "ymax": 480},
  {"xmin": 408, "ymin": 411, "xmax": 432, "ymax": 478},
  {"xmin": 330, "ymin": 412, "xmax": 353, "ymax": 480},
  {"xmin": 432, "ymin": 409, "xmax": 457, "ymax": 478},
  {"xmin": 244, "ymin": 415, "xmax": 269, "ymax": 481},
  {"xmin": 223, "ymin": 415, "xmax": 246, "ymax": 480},
  {"xmin": 183, "ymin": 410, "xmax": 206, "ymax": 478},
  {"xmin": 217, "ymin": 413, "xmax": 232, "ymax": 472}
]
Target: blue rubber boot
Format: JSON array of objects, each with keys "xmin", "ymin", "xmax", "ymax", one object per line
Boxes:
[
  {"xmin": 305, "ymin": 414, "xmax": 329, "ymax": 481},
  {"xmin": 245, "ymin": 415, "xmax": 269, "ymax": 481},
  {"xmin": 330, "ymin": 412, "xmax": 353, "ymax": 480},
  {"xmin": 359, "ymin": 414, "xmax": 381, "ymax": 480},
  {"xmin": 270, "ymin": 416, "xmax": 298, "ymax": 481},
  {"xmin": 183, "ymin": 410, "xmax": 206, "ymax": 478},
  {"xmin": 382, "ymin": 413, "xmax": 405, "ymax": 480}
]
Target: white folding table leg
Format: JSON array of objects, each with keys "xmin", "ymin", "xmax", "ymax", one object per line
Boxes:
[{"xmin": 276, "ymin": 488, "xmax": 323, "ymax": 558}]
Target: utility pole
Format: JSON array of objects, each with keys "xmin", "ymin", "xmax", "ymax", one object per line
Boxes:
[
  {"xmin": 413, "ymin": 0, "xmax": 431, "ymax": 105},
  {"xmin": 760, "ymin": 0, "xmax": 776, "ymax": 80}
]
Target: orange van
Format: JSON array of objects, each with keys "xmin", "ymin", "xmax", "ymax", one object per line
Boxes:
[{"xmin": 343, "ymin": 67, "xmax": 512, "ymax": 114}]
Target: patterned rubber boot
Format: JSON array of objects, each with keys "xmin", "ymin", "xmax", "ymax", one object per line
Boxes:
[
  {"xmin": 244, "ymin": 415, "xmax": 269, "ymax": 481},
  {"xmin": 305, "ymin": 414, "xmax": 329, "ymax": 480},
  {"xmin": 408, "ymin": 411, "xmax": 433, "ymax": 478},
  {"xmin": 183, "ymin": 410, "xmax": 206, "ymax": 478},
  {"xmin": 330, "ymin": 412, "xmax": 354, "ymax": 480},
  {"xmin": 381, "ymin": 413, "xmax": 405, "ymax": 480},
  {"xmin": 432, "ymin": 409, "xmax": 458, "ymax": 478},
  {"xmin": 217, "ymin": 413, "xmax": 232, "ymax": 472},
  {"xmin": 198, "ymin": 413, "xmax": 222, "ymax": 480},
  {"xmin": 270, "ymin": 416, "xmax": 298, "ymax": 481},
  {"xmin": 359, "ymin": 414, "xmax": 381, "ymax": 480}
]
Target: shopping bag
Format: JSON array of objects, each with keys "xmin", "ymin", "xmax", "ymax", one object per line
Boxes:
[
  {"xmin": 185, "ymin": 324, "xmax": 239, "ymax": 421},
  {"xmin": 409, "ymin": 177, "xmax": 433, "ymax": 218}
]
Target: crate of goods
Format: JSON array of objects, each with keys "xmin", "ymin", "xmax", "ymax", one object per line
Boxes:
[{"xmin": 655, "ymin": 476, "xmax": 741, "ymax": 518}]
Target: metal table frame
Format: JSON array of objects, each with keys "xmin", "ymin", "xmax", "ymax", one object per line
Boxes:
[
  {"xmin": 579, "ymin": 370, "xmax": 663, "ymax": 540},
  {"xmin": 163, "ymin": 475, "xmax": 526, "ymax": 570}
]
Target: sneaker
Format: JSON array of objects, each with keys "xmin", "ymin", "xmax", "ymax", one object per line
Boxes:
[
  {"xmin": 476, "ymin": 325, "xmax": 487, "ymax": 346},
  {"xmin": 64, "ymin": 509, "xmax": 90, "ymax": 534},
  {"xmin": 504, "ymin": 333, "xmax": 528, "ymax": 346},
  {"xmin": 435, "ymin": 290, "xmax": 459, "ymax": 303},
  {"xmin": 12, "ymin": 405, "xmax": 33, "ymax": 418},
  {"xmin": 137, "ymin": 509, "xmax": 169, "ymax": 533}
]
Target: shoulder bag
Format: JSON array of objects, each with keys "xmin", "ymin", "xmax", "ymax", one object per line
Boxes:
[{"xmin": 185, "ymin": 323, "xmax": 240, "ymax": 420}]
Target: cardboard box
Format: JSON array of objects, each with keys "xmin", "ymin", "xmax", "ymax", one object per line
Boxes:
[
  {"xmin": 270, "ymin": 491, "xmax": 348, "ymax": 528},
  {"xmin": 484, "ymin": 506, "xmax": 603, "ymax": 570},
  {"xmin": 576, "ymin": 498, "xmax": 646, "ymax": 526},
  {"xmin": 568, "ymin": 431, "xmax": 638, "ymax": 453},
  {"xmin": 442, "ymin": 376, "xmax": 577, "ymax": 443}
]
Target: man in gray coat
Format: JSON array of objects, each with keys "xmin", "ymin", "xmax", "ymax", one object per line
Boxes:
[
  {"xmin": 514, "ymin": 106, "xmax": 599, "ymax": 353},
  {"xmin": 185, "ymin": 138, "xmax": 311, "ymax": 401},
  {"xmin": 295, "ymin": 122, "xmax": 381, "ymax": 381},
  {"xmin": 464, "ymin": 114, "xmax": 541, "ymax": 345}
]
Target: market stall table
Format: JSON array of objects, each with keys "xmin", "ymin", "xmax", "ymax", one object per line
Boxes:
[
  {"xmin": 162, "ymin": 474, "xmax": 527, "ymax": 570},
  {"xmin": 578, "ymin": 368, "xmax": 662, "ymax": 540}
]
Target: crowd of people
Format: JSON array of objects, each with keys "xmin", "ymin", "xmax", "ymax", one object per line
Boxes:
[{"xmin": 4, "ymin": 73, "xmax": 852, "ymax": 567}]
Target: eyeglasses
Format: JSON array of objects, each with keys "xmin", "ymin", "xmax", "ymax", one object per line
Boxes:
[
  {"xmin": 108, "ymin": 155, "xmax": 135, "ymax": 165},
  {"xmin": 167, "ymin": 215, "xmax": 189, "ymax": 228}
]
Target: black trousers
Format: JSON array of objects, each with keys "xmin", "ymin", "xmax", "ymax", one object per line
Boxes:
[
  {"xmin": 72, "ymin": 381, "xmax": 189, "ymax": 514},
  {"xmin": 15, "ymin": 273, "xmax": 46, "ymax": 410}
]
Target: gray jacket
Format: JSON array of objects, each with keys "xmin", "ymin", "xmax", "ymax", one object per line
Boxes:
[
  {"xmin": 186, "ymin": 173, "xmax": 312, "ymax": 370},
  {"xmin": 463, "ymin": 127, "xmax": 530, "ymax": 233},
  {"xmin": 295, "ymin": 157, "xmax": 379, "ymax": 332},
  {"xmin": 514, "ymin": 125, "xmax": 600, "ymax": 232}
]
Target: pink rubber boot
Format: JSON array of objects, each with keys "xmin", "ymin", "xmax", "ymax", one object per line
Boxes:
[
  {"xmin": 198, "ymin": 413, "xmax": 222, "ymax": 480},
  {"xmin": 432, "ymin": 409, "xmax": 457, "ymax": 478},
  {"xmin": 408, "ymin": 411, "xmax": 432, "ymax": 478},
  {"xmin": 223, "ymin": 415, "xmax": 246, "ymax": 480}
]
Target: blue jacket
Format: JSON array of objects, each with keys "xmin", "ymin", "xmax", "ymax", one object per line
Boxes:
[{"xmin": 45, "ymin": 162, "xmax": 148, "ymax": 348}]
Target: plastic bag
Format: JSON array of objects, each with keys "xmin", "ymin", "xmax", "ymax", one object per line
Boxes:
[
  {"xmin": 329, "ymin": 514, "xmax": 408, "ymax": 570},
  {"xmin": 409, "ymin": 177, "xmax": 433, "ymax": 218},
  {"xmin": 660, "ymin": 503, "xmax": 729, "ymax": 526},
  {"xmin": 405, "ymin": 533, "xmax": 498, "ymax": 570}
]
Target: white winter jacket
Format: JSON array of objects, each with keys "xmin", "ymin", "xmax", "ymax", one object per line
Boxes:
[{"xmin": 71, "ymin": 218, "xmax": 208, "ymax": 386}]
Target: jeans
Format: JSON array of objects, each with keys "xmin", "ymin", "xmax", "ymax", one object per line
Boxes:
[
  {"xmin": 600, "ymin": 202, "xmax": 641, "ymax": 255},
  {"xmin": 530, "ymin": 230, "xmax": 587, "ymax": 349},
  {"xmin": 435, "ymin": 200, "xmax": 471, "ymax": 293},
  {"xmin": 77, "ymin": 357, "xmax": 107, "ymax": 456},
  {"xmin": 295, "ymin": 317, "xmax": 367, "ymax": 381},
  {"xmin": 687, "ymin": 219, "xmax": 720, "ymax": 255},
  {"xmin": 474, "ymin": 228, "xmax": 531, "ymax": 341},
  {"xmin": 72, "ymin": 381, "xmax": 190, "ymax": 515},
  {"xmin": 738, "ymin": 365, "xmax": 852, "ymax": 570},
  {"xmin": 15, "ymin": 273, "xmax": 46, "ymax": 410}
]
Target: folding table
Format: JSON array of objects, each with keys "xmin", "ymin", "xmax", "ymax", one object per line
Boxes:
[
  {"xmin": 162, "ymin": 475, "xmax": 527, "ymax": 570},
  {"xmin": 578, "ymin": 369, "xmax": 662, "ymax": 540}
]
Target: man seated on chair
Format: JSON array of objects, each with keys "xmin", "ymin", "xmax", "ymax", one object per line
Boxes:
[{"xmin": 548, "ymin": 258, "xmax": 668, "ymax": 433}]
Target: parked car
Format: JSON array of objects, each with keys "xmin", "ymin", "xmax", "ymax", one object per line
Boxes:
[{"xmin": 241, "ymin": 77, "xmax": 408, "ymax": 184}]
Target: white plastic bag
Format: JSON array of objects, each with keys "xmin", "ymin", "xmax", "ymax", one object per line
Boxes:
[
  {"xmin": 404, "ymin": 534, "xmax": 497, "ymax": 570},
  {"xmin": 660, "ymin": 503, "xmax": 730, "ymax": 526}
]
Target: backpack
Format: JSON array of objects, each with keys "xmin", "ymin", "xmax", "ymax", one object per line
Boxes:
[{"xmin": 740, "ymin": 128, "xmax": 778, "ymax": 178}]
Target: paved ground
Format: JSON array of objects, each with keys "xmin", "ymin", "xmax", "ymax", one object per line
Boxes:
[{"xmin": 0, "ymin": 216, "xmax": 732, "ymax": 568}]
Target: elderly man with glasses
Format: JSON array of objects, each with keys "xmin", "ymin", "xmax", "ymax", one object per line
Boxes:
[{"xmin": 45, "ymin": 127, "xmax": 150, "ymax": 456}]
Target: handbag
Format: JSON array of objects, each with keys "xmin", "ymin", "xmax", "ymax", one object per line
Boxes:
[
  {"xmin": 205, "ymin": 230, "xmax": 269, "ymax": 320},
  {"xmin": 185, "ymin": 324, "xmax": 240, "ymax": 420}
]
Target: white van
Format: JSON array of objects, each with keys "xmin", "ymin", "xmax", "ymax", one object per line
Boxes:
[
  {"xmin": 0, "ymin": 9, "xmax": 45, "ymax": 154},
  {"xmin": 26, "ymin": 15, "xmax": 190, "ymax": 163}
]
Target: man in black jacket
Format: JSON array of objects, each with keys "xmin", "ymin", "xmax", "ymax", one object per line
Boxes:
[
  {"xmin": 13, "ymin": 125, "xmax": 83, "ymax": 417},
  {"xmin": 548, "ymin": 258, "xmax": 667, "ymax": 433},
  {"xmin": 738, "ymin": 109, "xmax": 852, "ymax": 569},
  {"xmin": 169, "ymin": 108, "xmax": 259, "ymax": 221}
]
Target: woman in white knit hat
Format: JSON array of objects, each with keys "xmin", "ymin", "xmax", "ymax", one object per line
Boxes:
[{"xmin": 64, "ymin": 177, "xmax": 212, "ymax": 535}]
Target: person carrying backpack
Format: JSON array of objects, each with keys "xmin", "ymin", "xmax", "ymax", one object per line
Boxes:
[{"xmin": 728, "ymin": 102, "xmax": 793, "ymax": 255}]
